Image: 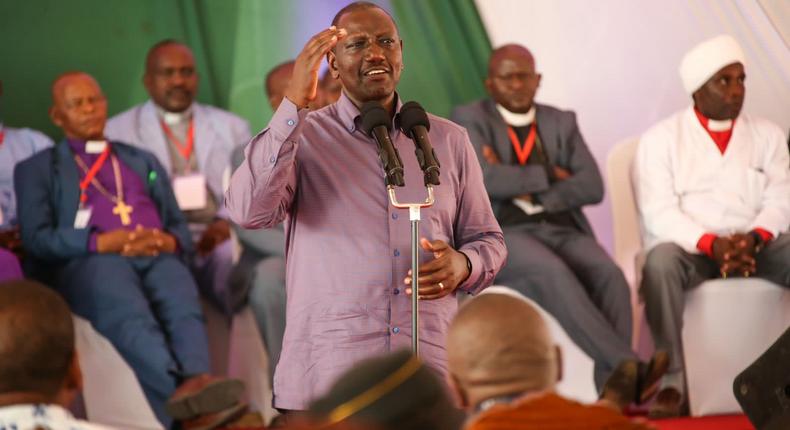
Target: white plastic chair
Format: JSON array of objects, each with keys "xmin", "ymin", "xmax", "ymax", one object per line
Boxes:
[
  {"xmin": 606, "ymin": 137, "xmax": 790, "ymax": 416},
  {"xmin": 75, "ymin": 316, "xmax": 164, "ymax": 430}
]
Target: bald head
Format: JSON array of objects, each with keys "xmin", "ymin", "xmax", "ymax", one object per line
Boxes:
[
  {"xmin": 0, "ymin": 280, "xmax": 76, "ymax": 400},
  {"xmin": 447, "ymin": 293, "xmax": 559, "ymax": 409},
  {"xmin": 486, "ymin": 44, "xmax": 541, "ymax": 114},
  {"xmin": 49, "ymin": 72, "xmax": 107, "ymax": 140},
  {"xmin": 144, "ymin": 40, "xmax": 198, "ymax": 112},
  {"xmin": 265, "ymin": 60, "xmax": 295, "ymax": 111}
]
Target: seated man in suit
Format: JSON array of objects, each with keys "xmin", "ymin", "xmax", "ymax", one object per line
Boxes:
[
  {"xmin": 0, "ymin": 279, "xmax": 112, "ymax": 430},
  {"xmin": 106, "ymin": 40, "xmax": 252, "ymax": 317},
  {"xmin": 452, "ymin": 44, "xmax": 665, "ymax": 406},
  {"xmin": 14, "ymin": 72, "xmax": 243, "ymax": 428},
  {"xmin": 634, "ymin": 35, "xmax": 790, "ymax": 417},
  {"xmin": 0, "ymin": 79, "xmax": 53, "ymax": 280},
  {"xmin": 448, "ymin": 293, "xmax": 652, "ymax": 429}
]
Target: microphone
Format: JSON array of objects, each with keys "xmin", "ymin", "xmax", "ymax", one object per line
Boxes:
[
  {"xmin": 361, "ymin": 101, "xmax": 405, "ymax": 187},
  {"xmin": 399, "ymin": 101, "xmax": 440, "ymax": 186}
]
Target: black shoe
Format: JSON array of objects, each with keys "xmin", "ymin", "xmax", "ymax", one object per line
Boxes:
[
  {"xmin": 600, "ymin": 359, "xmax": 639, "ymax": 412},
  {"xmin": 648, "ymin": 387, "xmax": 688, "ymax": 419}
]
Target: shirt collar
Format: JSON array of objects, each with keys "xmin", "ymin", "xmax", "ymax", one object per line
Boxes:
[
  {"xmin": 693, "ymin": 106, "xmax": 734, "ymax": 132},
  {"xmin": 155, "ymin": 103, "xmax": 194, "ymax": 126},
  {"xmin": 336, "ymin": 91, "xmax": 404, "ymax": 135},
  {"xmin": 496, "ymin": 104, "xmax": 536, "ymax": 127},
  {"xmin": 0, "ymin": 403, "xmax": 75, "ymax": 423}
]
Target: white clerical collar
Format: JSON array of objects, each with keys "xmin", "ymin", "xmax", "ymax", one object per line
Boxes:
[
  {"xmin": 496, "ymin": 104, "xmax": 536, "ymax": 127},
  {"xmin": 707, "ymin": 118, "xmax": 733, "ymax": 132},
  {"xmin": 156, "ymin": 104, "xmax": 193, "ymax": 126}
]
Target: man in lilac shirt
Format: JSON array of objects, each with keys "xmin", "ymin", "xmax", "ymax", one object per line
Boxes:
[
  {"xmin": 14, "ymin": 72, "xmax": 243, "ymax": 428},
  {"xmin": 225, "ymin": 2, "xmax": 506, "ymax": 410}
]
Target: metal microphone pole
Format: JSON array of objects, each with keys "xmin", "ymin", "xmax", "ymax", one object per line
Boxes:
[{"xmin": 387, "ymin": 185, "xmax": 434, "ymax": 356}]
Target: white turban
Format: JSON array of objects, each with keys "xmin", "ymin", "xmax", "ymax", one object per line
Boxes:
[{"xmin": 679, "ymin": 35, "xmax": 745, "ymax": 95}]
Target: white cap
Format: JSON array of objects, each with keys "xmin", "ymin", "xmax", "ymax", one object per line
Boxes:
[{"xmin": 679, "ymin": 35, "xmax": 745, "ymax": 95}]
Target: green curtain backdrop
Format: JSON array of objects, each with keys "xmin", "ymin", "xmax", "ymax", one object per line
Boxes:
[
  {"xmin": 0, "ymin": 0, "xmax": 490, "ymax": 139},
  {"xmin": 391, "ymin": 0, "xmax": 492, "ymax": 117}
]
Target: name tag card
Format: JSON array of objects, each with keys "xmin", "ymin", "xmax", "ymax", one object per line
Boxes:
[
  {"xmin": 85, "ymin": 140, "xmax": 108, "ymax": 154},
  {"xmin": 173, "ymin": 174, "xmax": 208, "ymax": 210},
  {"xmin": 74, "ymin": 206, "xmax": 93, "ymax": 229}
]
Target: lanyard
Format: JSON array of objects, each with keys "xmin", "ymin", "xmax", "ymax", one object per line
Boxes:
[
  {"xmin": 0, "ymin": 129, "xmax": 4, "ymax": 146},
  {"xmin": 506, "ymin": 125, "xmax": 537, "ymax": 165},
  {"xmin": 161, "ymin": 119, "xmax": 194, "ymax": 160},
  {"xmin": 77, "ymin": 145, "xmax": 111, "ymax": 204}
]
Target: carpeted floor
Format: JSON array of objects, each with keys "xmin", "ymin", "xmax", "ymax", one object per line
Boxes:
[{"xmin": 651, "ymin": 414, "xmax": 753, "ymax": 430}]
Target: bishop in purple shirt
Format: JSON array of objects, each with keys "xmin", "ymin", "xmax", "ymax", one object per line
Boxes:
[
  {"xmin": 225, "ymin": 3, "xmax": 506, "ymax": 409},
  {"xmin": 14, "ymin": 72, "xmax": 242, "ymax": 427}
]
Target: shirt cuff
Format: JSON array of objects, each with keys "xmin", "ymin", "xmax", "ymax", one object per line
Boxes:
[
  {"xmin": 696, "ymin": 233, "xmax": 717, "ymax": 258},
  {"xmin": 457, "ymin": 249, "xmax": 482, "ymax": 293},
  {"xmin": 752, "ymin": 227, "xmax": 774, "ymax": 243}
]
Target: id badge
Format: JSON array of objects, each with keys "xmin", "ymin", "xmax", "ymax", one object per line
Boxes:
[
  {"xmin": 74, "ymin": 206, "xmax": 93, "ymax": 229},
  {"xmin": 173, "ymin": 173, "xmax": 207, "ymax": 210}
]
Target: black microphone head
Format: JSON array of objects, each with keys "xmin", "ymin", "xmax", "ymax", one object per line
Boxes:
[
  {"xmin": 399, "ymin": 101, "xmax": 431, "ymax": 135},
  {"xmin": 360, "ymin": 102, "xmax": 392, "ymax": 136}
]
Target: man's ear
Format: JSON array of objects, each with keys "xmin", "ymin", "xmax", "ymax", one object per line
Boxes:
[
  {"xmin": 484, "ymin": 77, "xmax": 493, "ymax": 96},
  {"xmin": 327, "ymin": 51, "xmax": 340, "ymax": 79},
  {"xmin": 447, "ymin": 373, "xmax": 470, "ymax": 410},
  {"xmin": 554, "ymin": 345, "xmax": 563, "ymax": 383},
  {"xmin": 49, "ymin": 106, "xmax": 63, "ymax": 128},
  {"xmin": 54, "ymin": 351, "xmax": 83, "ymax": 408},
  {"xmin": 536, "ymin": 73, "xmax": 543, "ymax": 88}
]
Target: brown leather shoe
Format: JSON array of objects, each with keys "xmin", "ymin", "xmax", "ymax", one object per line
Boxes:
[
  {"xmin": 600, "ymin": 359, "xmax": 639, "ymax": 412},
  {"xmin": 167, "ymin": 374, "xmax": 245, "ymax": 420},
  {"xmin": 637, "ymin": 350, "xmax": 670, "ymax": 404},
  {"xmin": 181, "ymin": 402, "xmax": 249, "ymax": 430},
  {"xmin": 648, "ymin": 387, "xmax": 687, "ymax": 419}
]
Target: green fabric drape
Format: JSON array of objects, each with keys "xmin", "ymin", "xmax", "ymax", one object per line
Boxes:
[
  {"xmin": 391, "ymin": 0, "xmax": 492, "ymax": 117},
  {"xmin": 0, "ymin": 0, "xmax": 491, "ymax": 138}
]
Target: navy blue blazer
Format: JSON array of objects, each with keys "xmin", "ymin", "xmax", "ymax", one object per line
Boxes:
[{"xmin": 14, "ymin": 139, "xmax": 193, "ymax": 266}]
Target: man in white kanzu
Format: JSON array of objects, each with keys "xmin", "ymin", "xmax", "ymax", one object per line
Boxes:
[{"xmin": 634, "ymin": 34, "xmax": 790, "ymax": 418}]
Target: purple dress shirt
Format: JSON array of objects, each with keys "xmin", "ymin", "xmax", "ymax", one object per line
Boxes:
[
  {"xmin": 67, "ymin": 139, "xmax": 163, "ymax": 250},
  {"xmin": 225, "ymin": 93, "xmax": 506, "ymax": 409}
]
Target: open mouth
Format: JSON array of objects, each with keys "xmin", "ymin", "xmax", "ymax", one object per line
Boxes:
[{"xmin": 363, "ymin": 68, "xmax": 389, "ymax": 77}]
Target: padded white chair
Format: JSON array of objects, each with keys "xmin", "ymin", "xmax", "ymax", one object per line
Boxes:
[
  {"xmin": 481, "ymin": 286, "xmax": 599, "ymax": 404},
  {"xmin": 74, "ymin": 316, "xmax": 164, "ymax": 430},
  {"xmin": 606, "ymin": 137, "xmax": 790, "ymax": 416}
]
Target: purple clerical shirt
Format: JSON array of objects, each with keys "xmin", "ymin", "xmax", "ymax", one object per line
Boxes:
[
  {"xmin": 67, "ymin": 139, "xmax": 163, "ymax": 250},
  {"xmin": 225, "ymin": 93, "xmax": 506, "ymax": 409}
]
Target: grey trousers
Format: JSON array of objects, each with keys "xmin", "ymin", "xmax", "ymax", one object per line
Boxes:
[
  {"xmin": 641, "ymin": 233, "xmax": 790, "ymax": 394},
  {"xmin": 247, "ymin": 256, "xmax": 287, "ymax": 381},
  {"xmin": 498, "ymin": 223, "xmax": 636, "ymax": 390}
]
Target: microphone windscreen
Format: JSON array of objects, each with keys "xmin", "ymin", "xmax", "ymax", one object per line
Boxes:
[
  {"xmin": 360, "ymin": 102, "xmax": 391, "ymax": 136},
  {"xmin": 399, "ymin": 101, "xmax": 431, "ymax": 134}
]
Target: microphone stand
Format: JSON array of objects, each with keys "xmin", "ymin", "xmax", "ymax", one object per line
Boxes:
[{"xmin": 387, "ymin": 184, "xmax": 434, "ymax": 356}]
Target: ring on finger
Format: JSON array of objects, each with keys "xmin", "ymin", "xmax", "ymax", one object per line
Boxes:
[{"xmin": 438, "ymin": 282, "xmax": 445, "ymax": 290}]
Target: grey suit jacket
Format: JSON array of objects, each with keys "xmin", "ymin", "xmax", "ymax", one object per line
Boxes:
[{"xmin": 451, "ymin": 99, "xmax": 603, "ymax": 235}]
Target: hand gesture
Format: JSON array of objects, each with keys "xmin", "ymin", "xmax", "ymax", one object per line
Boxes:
[
  {"xmin": 285, "ymin": 26, "xmax": 347, "ymax": 109},
  {"xmin": 481, "ymin": 145, "xmax": 501, "ymax": 165},
  {"xmin": 404, "ymin": 238, "xmax": 471, "ymax": 300},
  {"xmin": 197, "ymin": 219, "xmax": 231, "ymax": 256},
  {"xmin": 553, "ymin": 166, "xmax": 571, "ymax": 180}
]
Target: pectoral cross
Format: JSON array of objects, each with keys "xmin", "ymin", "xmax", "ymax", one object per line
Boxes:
[{"xmin": 113, "ymin": 200, "xmax": 134, "ymax": 226}]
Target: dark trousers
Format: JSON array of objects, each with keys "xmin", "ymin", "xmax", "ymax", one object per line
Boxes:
[
  {"xmin": 56, "ymin": 253, "xmax": 210, "ymax": 427},
  {"xmin": 497, "ymin": 222, "xmax": 635, "ymax": 390},
  {"xmin": 641, "ymin": 233, "xmax": 790, "ymax": 394}
]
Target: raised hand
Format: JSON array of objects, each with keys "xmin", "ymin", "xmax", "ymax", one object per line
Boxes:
[{"xmin": 285, "ymin": 26, "xmax": 347, "ymax": 109}]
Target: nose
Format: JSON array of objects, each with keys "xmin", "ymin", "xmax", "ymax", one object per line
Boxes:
[
  {"xmin": 170, "ymin": 71, "xmax": 186, "ymax": 86},
  {"xmin": 727, "ymin": 81, "xmax": 745, "ymax": 100},
  {"xmin": 364, "ymin": 42, "xmax": 386, "ymax": 62}
]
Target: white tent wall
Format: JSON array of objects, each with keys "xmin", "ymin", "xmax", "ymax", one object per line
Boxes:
[{"xmin": 474, "ymin": 0, "xmax": 790, "ymax": 252}]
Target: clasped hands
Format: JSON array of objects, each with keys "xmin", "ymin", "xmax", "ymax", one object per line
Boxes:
[
  {"xmin": 96, "ymin": 225, "xmax": 177, "ymax": 257},
  {"xmin": 403, "ymin": 238, "xmax": 470, "ymax": 300},
  {"xmin": 482, "ymin": 144, "xmax": 570, "ymax": 204},
  {"xmin": 711, "ymin": 233, "xmax": 759, "ymax": 278}
]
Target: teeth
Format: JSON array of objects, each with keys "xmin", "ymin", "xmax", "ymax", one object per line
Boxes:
[{"xmin": 366, "ymin": 69, "xmax": 386, "ymax": 76}]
